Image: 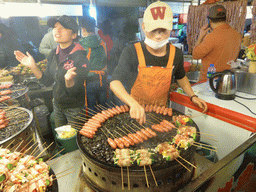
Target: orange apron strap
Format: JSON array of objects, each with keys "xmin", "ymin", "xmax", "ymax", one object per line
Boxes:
[
  {"xmin": 100, "ymin": 40, "xmax": 107, "ymax": 55},
  {"xmin": 89, "ymin": 66, "xmax": 107, "ymax": 87},
  {"xmin": 86, "ymin": 48, "xmax": 92, "ymax": 61},
  {"xmin": 134, "ymin": 42, "xmax": 146, "ymax": 67},
  {"xmin": 166, "ymin": 44, "xmax": 176, "ymax": 68},
  {"xmin": 84, "ymin": 80, "xmax": 88, "ymax": 116}
]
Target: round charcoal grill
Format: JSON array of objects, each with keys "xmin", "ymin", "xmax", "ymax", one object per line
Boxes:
[
  {"xmin": 0, "ymin": 84, "xmax": 30, "ymax": 108},
  {"xmin": 77, "ymin": 109, "xmax": 200, "ymax": 192},
  {"xmin": 0, "ymin": 107, "xmax": 49, "ymax": 158},
  {"xmin": 0, "ymin": 107, "xmax": 58, "ymax": 192}
]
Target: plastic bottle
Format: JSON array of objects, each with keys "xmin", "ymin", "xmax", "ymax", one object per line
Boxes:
[{"xmin": 207, "ymin": 64, "xmax": 216, "ymax": 79}]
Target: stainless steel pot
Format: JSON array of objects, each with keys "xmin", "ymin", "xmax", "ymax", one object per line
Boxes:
[{"xmin": 209, "ymin": 70, "xmax": 237, "ymax": 100}]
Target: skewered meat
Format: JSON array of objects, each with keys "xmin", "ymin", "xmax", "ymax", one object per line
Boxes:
[
  {"xmin": 119, "ymin": 137, "xmax": 130, "ymax": 148},
  {"xmin": 120, "ymin": 105, "xmax": 126, "ymax": 113},
  {"xmin": 173, "ymin": 115, "xmax": 193, "ymax": 127},
  {"xmin": 114, "ymin": 138, "xmax": 124, "ymax": 149},
  {"xmin": 152, "ymin": 104, "xmax": 157, "ymax": 112},
  {"xmin": 156, "ymin": 106, "xmax": 161, "ymax": 114},
  {"xmin": 156, "ymin": 142, "xmax": 179, "ymax": 161},
  {"xmin": 168, "ymin": 108, "xmax": 173, "ymax": 116},
  {"xmin": 114, "ymin": 149, "xmax": 134, "ymax": 167},
  {"xmin": 79, "ymin": 130, "xmax": 94, "ymax": 138},
  {"xmin": 0, "ymin": 84, "xmax": 12, "ymax": 89},
  {"xmin": 149, "ymin": 104, "xmax": 153, "ymax": 112},
  {"xmin": 123, "ymin": 105, "xmax": 129, "ymax": 112},
  {"xmin": 0, "ymin": 148, "xmax": 53, "ymax": 192},
  {"xmin": 145, "ymin": 128, "xmax": 157, "ymax": 137},
  {"xmin": 0, "ymin": 96, "xmax": 11, "ymax": 102},
  {"xmin": 151, "ymin": 124, "xmax": 164, "ymax": 133},
  {"xmin": 135, "ymin": 149, "xmax": 154, "ymax": 166},
  {"xmin": 145, "ymin": 104, "xmax": 149, "ymax": 112},
  {"xmin": 0, "ymin": 90, "xmax": 12, "ymax": 96},
  {"xmin": 173, "ymin": 134, "xmax": 195, "ymax": 150},
  {"xmin": 107, "ymin": 138, "xmax": 117, "ymax": 149},
  {"xmin": 123, "ymin": 136, "xmax": 134, "ymax": 146},
  {"xmin": 159, "ymin": 106, "xmax": 165, "ymax": 114},
  {"xmin": 127, "ymin": 134, "xmax": 140, "ymax": 144},
  {"xmin": 163, "ymin": 108, "xmax": 169, "ymax": 116}
]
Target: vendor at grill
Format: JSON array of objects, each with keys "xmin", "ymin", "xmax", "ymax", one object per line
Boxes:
[
  {"xmin": 110, "ymin": 1, "xmax": 208, "ymax": 125},
  {"xmin": 14, "ymin": 15, "xmax": 90, "ymax": 128}
]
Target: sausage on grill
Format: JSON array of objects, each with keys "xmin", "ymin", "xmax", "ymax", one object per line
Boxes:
[
  {"xmin": 127, "ymin": 134, "xmax": 140, "ymax": 144},
  {"xmin": 123, "ymin": 105, "xmax": 129, "ymax": 112},
  {"xmin": 141, "ymin": 129, "xmax": 153, "ymax": 138},
  {"xmin": 79, "ymin": 130, "xmax": 94, "ymax": 139},
  {"xmin": 114, "ymin": 138, "xmax": 124, "ymax": 149},
  {"xmin": 107, "ymin": 138, "xmax": 117, "ymax": 149},
  {"xmin": 159, "ymin": 106, "xmax": 165, "ymax": 114},
  {"xmin": 145, "ymin": 128, "xmax": 157, "ymax": 137},
  {"xmin": 151, "ymin": 124, "xmax": 164, "ymax": 133},
  {"xmin": 123, "ymin": 136, "xmax": 135, "ymax": 146},
  {"xmin": 119, "ymin": 137, "xmax": 130, "ymax": 148},
  {"xmin": 156, "ymin": 106, "xmax": 161, "ymax": 114},
  {"xmin": 149, "ymin": 104, "xmax": 153, "ymax": 112}
]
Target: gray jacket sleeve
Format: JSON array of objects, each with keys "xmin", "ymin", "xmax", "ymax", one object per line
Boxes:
[{"xmin": 39, "ymin": 30, "xmax": 58, "ymax": 57}]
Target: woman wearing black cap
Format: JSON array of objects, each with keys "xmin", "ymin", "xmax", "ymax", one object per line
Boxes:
[{"xmin": 14, "ymin": 15, "xmax": 90, "ymax": 128}]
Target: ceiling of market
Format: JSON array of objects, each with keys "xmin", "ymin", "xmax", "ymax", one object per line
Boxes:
[
  {"xmin": 1, "ymin": 0, "xmax": 147, "ymax": 6},
  {"xmin": 1, "ymin": 0, "xmax": 194, "ymax": 6}
]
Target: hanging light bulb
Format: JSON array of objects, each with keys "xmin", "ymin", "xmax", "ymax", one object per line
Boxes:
[{"xmin": 89, "ymin": 0, "xmax": 97, "ymax": 22}]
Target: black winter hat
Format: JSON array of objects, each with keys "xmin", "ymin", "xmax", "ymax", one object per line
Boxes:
[{"xmin": 48, "ymin": 15, "xmax": 78, "ymax": 33}]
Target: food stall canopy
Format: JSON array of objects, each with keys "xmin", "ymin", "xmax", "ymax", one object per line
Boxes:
[
  {"xmin": 0, "ymin": 0, "xmax": 147, "ymax": 7},
  {"xmin": 0, "ymin": 3, "xmax": 83, "ymax": 17}
]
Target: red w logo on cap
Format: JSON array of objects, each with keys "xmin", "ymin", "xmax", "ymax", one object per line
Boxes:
[{"xmin": 150, "ymin": 7, "xmax": 166, "ymax": 20}]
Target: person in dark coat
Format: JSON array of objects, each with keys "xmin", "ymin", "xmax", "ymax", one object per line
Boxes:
[{"xmin": 0, "ymin": 23, "xmax": 22, "ymax": 68}]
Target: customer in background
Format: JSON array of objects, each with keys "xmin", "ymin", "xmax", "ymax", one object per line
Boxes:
[
  {"xmin": 14, "ymin": 15, "xmax": 90, "ymax": 127},
  {"xmin": 39, "ymin": 29, "xmax": 58, "ymax": 57},
  {"xmin": 98, "ymin": 20, "xmax": 113, "ymax": 61},
  {"xmin": 192, "ymin": 5, "xmax": 242, "ymax": 81},
  {"xmin": 0, "ymin": 23, "xmax": 22, "ymax": 68},
  {"xmin": 79, "ymin": 16, "xmax": 108, "ymax": 112},
  {"xmin": 110, "ymin": 1, "xmax": 207, "ymax": 125}
]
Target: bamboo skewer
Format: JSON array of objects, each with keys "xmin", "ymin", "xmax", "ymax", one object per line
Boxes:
[
  {"xmin": 10, "ymin": 141, "xmax": 22, "ymax": 151},
  {"xmin": 53, "ymin": 170, "xmax": 76, "ymax": 180},
  {"xmin": 121, "ymin": 166, "xmax": 124, "ymax": 190},
  {"xmin": 192, "ymin": 143, "xmax": 217, "ymax": 152},
  {"xmin": 175, "ymin": 158, "xmax": 191, "ymax": 172},
  {"xmin": 34, "ymin": 142, "xmax": 54, "ymax": 160},
  {"xmin": 46, "ymin": 148, "xmax": 66, "ymax": 163},
  {"xmin": 144, "ymin": 165, "xmax": 149, "ymax": 188},
  {"xmin": 13, "ymin": 141, "xmax": 23, "ymax": 152},
  {"xmin": 148, "ymin": 113, "xmax": 218, "ymax": 139},
  {"xmin": 48, "ymin": 154, "xmax": 66, "ymax": 166},
  {"xmin": 5, "ymin": 139, "xmax": 15, "ymax": 149},
  {"xmin": 19, "ymin": 136, "xmax": 33, "ymax": 153},
  {"xmin": 194, "ymin": 141, "xmax": 217, "ymax": 149},
  {"xmin": 149, "ymin": 165, "xmax": 158, "ymax": 186},
  {"xmin": 178, "ymin": 156, "xmax": 197, "ymax": 169}
]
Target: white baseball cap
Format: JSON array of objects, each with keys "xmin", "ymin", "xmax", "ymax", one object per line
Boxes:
[{"xmin": 143, "ymin": 1, "xmax": 173, "ymax": 32}]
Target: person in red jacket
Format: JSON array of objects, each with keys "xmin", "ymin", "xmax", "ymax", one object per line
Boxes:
[{"xmin": 14, "ymin": 15, "xmax": 90, "ymax": 127}]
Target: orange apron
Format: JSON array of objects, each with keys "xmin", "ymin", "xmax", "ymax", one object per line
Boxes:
[
  {"xmin": 85, "ymin": 40, "xmax": 108, "ymax": 111},
  {"xmin": 131, "ymin": 42, "xmax": 175, "ymax": 106},
  {"xmin": 86, "ymin": 40, "xmax": 107, "ymax": 86}
]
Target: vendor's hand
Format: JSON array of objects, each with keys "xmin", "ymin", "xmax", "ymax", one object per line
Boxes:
[
  {"xmin": 191, "ymin": 97, "xmax": 208, "ymax": 113},
  {"xmin": 65, "ymin": 67, "xmax": 77, "ymax": 88},
  {"xmin": 14, "ymin": 51, "xmax": 36, "ymax": 68},
  {"xmin": 129, "ymin": 102, "xmax": 146, "ymax": 125},
  {"xmin": 199, "ymin": 25, "xmax": 211, "ymax": 39}
]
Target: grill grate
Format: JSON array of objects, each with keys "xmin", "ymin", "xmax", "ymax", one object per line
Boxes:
[
  {"xmin": 78, "ymin": 109, "xmax": 200, "ymax": 170},
  {"xmin": 0, "ymin": 107, "xmax": 30, "ymax": 142}
]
